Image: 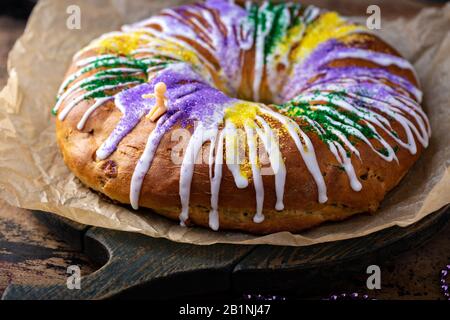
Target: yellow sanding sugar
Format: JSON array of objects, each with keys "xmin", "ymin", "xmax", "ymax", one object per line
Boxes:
[
  {"xmin": 273, "ymin": 23, "xmax": 305, "ymax": 57},
  {"xmin": 292, "ymin": 12, "xmax": 365, "ymax": 60},
  {"xmin": 150, "ymin": 37, "xmax": 201, "ymax": 66},
  {"xmin": 97, "ymin": 32, "xmax": 145, "ymax": 55},
  {"xmin": 340, "ymin": 32, "xmax": 374, "ymax": 45},
  {"xmin": 224, "ymin": 102, "xmax": 259, "ymax": 127},
  {"xmin": 240, "ymin": 158, "xmax": 252, "ymax": 179}
]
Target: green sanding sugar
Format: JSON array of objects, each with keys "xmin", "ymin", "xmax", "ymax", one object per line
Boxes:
[{"xmin": 276, "ymin": 91, "xmax": 378, "ymax": 147}]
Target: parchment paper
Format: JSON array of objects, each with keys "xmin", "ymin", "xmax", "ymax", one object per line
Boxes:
[{"xmin": 0, "ymin": 0, "xmax": 449, "ymax": 246}]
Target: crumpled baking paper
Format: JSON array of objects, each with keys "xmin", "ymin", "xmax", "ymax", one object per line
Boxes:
[{"xmin": 0, "ymin": 0, "xmax": 449, "ymax": 246}]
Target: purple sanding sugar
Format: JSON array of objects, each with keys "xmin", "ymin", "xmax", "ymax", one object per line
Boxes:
[
  {"xmin": 282, "ymin": 39, "xmax": 417, "ymax": 101},
  {"xmin": 97, "ymin": 0, "xmax": 252, "ymax": 158},
  {"xmin": 153, "ymin": 64, "xmax": 235, "ymax": 124},
  {"xmin": 308, "ymin": 66, "xmax": 420, "ymax": 99},
  {"xmin": 96, "ymin": 82, "xmax": 155, "ymax": 158},
  {"xmin": 97, "ymin": 63, "xmax": 235, "ymax": 158},
  {"xmin": 204, "ymin": 0, "xmax": 253, "ymax": 78},
  {"xmin": 304, "ymin": 77, "xmax": 421, "ymax": 120},
  {"xmin": 305, "ymin": 76, "xmax": 398, "ymax": 101},
  {"xmin": 283, "ymin": 39, "xmax": 343, "ymax": 100},
  {"xmin": 154, "ymin": 0, "xmax": 250, "ymax": 94}
]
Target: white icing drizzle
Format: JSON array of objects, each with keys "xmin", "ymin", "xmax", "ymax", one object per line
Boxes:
[
  {"xmin": 130, "ymin": 112, "xmax": 181, "ymax": 209},
  {"xmin": 329, "ymin": 142, "xmax": 362, "ymax": 191},
  {"xmin": 77, "ymin": 97, "xmax": 113, "ymax": 130},
  {"xmin": 293, "ymin": 92, "xmax": 429, "ymax": 155},
  {"xmin": 58, "ymin": 82, "xmax": 140, "ymax": 121},
  {"xmin": 267, "ymin": 21, "xmax": 305, "ymax": 101},
  {"xmin": 179, "ymin": 124, "xmax": 218, "ymax": 226},
  {"xmin": 72, "ymin": 31, "xmax": 127, "ymax": 60},
  {"xmin": 224, "ymin": 120, "xmax": 249, "ymax": 188},
  {"xmin": 255, "ymin": 115, "xmax": 286, "ymax": 211},
  {"xmin": 244, "ymin": 123, "xmax": 265, "ymax": 223},
  {"xmin": 132, "ymin": 47, "xmax": 180, "ymax": 61},
  {"xmin": 56, "ymin": 57, "xmax": 142, "ymax": 97},
  {"xmin": 53, "ymin": 68, "xmax": 141, "ymax": 113},
  {"xmin": 319, "ymin": 108, "xmax": 396, "ymax": 162},
  {"xmin": 259, "ymin": 107, "xmax": 328, "ymax": 203},
  {"xmin": 331, "ymin": 49, "xmax": 415, "ymax": 72},
  {"xmin": 75, "ymin": 54, "xmax": 116, "ymax": 67},
  {"xmin": 209, "ymin": 130, "xmax": 225, "ymax": 231},
  {"xmin": 200, "ymin": 5, "xmax": 243, "ymax": 92},
  {"xmin": 310, "ymin": 73, "xmax": 422, "ymax": 103},
  {"xmin": 347, "ymin": 93, "xmax": 429, "ymax": 150},
  {"xmin": 124, "ymin": 26, "xmax": 217, "ymax": 77},
  {"xmin": 284, "ymin": 47, "xmax": 422, "ymax": 101},
  {"xmin": 252, "ymin": 1, "xmax": 270, "ymax": 102}
]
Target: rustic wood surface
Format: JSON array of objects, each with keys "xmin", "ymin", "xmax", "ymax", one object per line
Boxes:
[
  {"xmin": 232, "ymin": 206, "xmax": 450, "ymax": 300},
  {"xmin": 2, "ymin": 206, "xmax": 449, "ymax": 300},
  {"xmin": 3, "ymin": 226, "xmax": 255, "ymax": 299},
  {"xmin": 0, "ymin": 1, "xmax": 449, "ymax": 300},
  {"xmin": 0, "ymin": 14, "xmax": 98, "ymax": 296}
]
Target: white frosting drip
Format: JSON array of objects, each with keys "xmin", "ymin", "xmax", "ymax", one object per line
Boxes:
[
  {"xmin": 123, "ymin": 26, "xmax": 217, "ymax": 79},
  {"xmin": 75, "ymin": 54, "xmax": 116, "ymax": 67},
  {"xmin": 329, "ymin": 141, "xmax": 362, "ymax": 192},
  {"xmin": 259, "ymin": 107, "xmax": 328, "ymax": 203},
  {"xmin": 72, "ymin": 31, "xmax": 127, "ymax": 60},
  {"xmin": 57, "ymin": 57, "xmax": 142, "ymax": 97},
  {"xmin": 179, "ymin": 124, "xmax": 218, "ymax": 226},
  {"xmin": 244, "ymin": 123, "xmax": 265, "ymax": 223},
  {"xmin": 209, "ymin": 130, "xmax": 225, "ymax": 231},
  {"xmin": 348, "ymin": 93, "xmax": 429, "ymax": 150},
  {"xmin": 77, "ymin": 97, "xmax": 113, "ymax": 130},
  {"xmin": 58, "ymin": 82, "xmax": 140, "ymax": 121},
  {"xmin": 255, "ymin": 115, "xmax": 286, "ymax": 211},
  {"xmin": 225, "ymin": 120, "xmax": 249, "ymax": 188},
  {"xmin": 252, "ymin": 2, "xmax": 270, "ymax": 102},
  {"xmin": 129, "ymin": 112, "xmax": 181, "ymax": 209},
  {"xmin": 294, "ymin": 92, "xmax": 429, "ymax": 156},
  {"xmin": 53, "ymin": 68, "xmax": 141, "ymax": 113},
  {"xmin": 332, "ymin": 49, "xmax": 415, "ymax": 72}
]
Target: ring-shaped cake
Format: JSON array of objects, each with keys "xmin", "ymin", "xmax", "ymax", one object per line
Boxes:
[{"xmin": 54, "ymin": 1, "xmax": 431, "ymax": 234}]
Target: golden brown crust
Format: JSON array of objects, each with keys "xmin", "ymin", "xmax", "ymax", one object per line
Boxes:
[{"xmin": 55, "ymin": 31, "xmax": 425, "ymax": 235}]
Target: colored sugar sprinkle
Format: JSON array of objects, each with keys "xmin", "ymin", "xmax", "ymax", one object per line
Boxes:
[
  {"xmin": 224, "ymin": 101, "xmax": 259, "ymax": 127},
  {"xmin": 292, "ymin": 12, "xmax": 363, "ymax": 60},
  {"xmin": 81, "ymin": 76, "xmax": 144, "ymax": 90},
  {"xmin": 98, "ymin": 32, "xmax": 144, "ymax": 55},
  {"xmin": 278, "ymin": 91, "xmax": 378, "ymax": 145}
]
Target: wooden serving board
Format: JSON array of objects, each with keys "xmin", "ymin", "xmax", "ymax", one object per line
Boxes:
[{"xmin": 2, "ymin": 205, "xmax": 449, "ymax": 300}]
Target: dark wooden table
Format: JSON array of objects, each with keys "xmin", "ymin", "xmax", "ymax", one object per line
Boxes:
[{"xmin": 0, "ymin": 0, "xmax": 449, "ymax": 300}]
